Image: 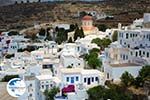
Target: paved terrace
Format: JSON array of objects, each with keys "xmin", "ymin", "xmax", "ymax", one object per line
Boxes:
[{"xmin": 0, "ymin": 82, "xmax": 17, "ymax": 100}]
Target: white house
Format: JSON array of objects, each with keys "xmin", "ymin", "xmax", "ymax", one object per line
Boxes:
[
  {"xmin": 104, "ymin": 63, "xmax": 142, "ymax": 82},
  {"xmin": 36, "ymin": 75, "xmax": 61, "ymax": 92},
  {"xmin": 57, "ymin": 68, "xmax": 105, "ymax": 89},
  {"xmin": 104, "ymin": 13, "xmax": 150, "ymax": 82},
  {"xmin": 59, "ymin": 43, "xmax": 84, "ymax": 68},
  {"xmin": 18, "ymin": 75, "xmax": 42, "ymax": 100}
]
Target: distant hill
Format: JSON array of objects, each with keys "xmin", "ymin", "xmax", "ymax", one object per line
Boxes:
[
  {"xmin": 0, "ymin": 0, "xmax": 105, "ymax": 6},
  {"xmin": 0, "ymin": 0, "xmax": 149, "ymax": 31}
]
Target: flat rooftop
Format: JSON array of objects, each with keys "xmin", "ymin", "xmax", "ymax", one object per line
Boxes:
[
  {"xmin": 60, "ymin": 68, "xmax": 104, "ymax": 76},
  {"xmin": 24, "ymin": 75, "xmax": 36, "ymax": 81},
  {"xmin": 36, "ymin": 75, "xmax": 52, "ymax": 80},
  {"xmin": 110, "ymin": 63, "xmax": 141, "ymax": 67}
]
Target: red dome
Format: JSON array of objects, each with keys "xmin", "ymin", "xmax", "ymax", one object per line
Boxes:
[{"xmin": 82, "ymin": 15, "xmax": 92, "ymax": 20}]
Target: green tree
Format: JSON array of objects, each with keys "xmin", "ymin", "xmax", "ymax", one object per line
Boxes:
[
  {"xmin": 5, "ymin": 54, "xmax": 14, "ymax": 59},
  {"xmin": 101, "ymin": 38, "xmax": 112, "ymax": 49},
  {"xmin": 45, "ymin": 28, "xmax": 52, "ymax": 41},
  {"xmin": 73, "ymin": 26, "xmax": 85, "ymax": 41},
  {"xmin": 120, "ymin": 71, "xmax": 134, "ymax": 86},
  {"xmin": 88, "ymin": 56, "xmax": 100, "ymax": 69},
  {"xmin": 68, "ymin": 37, "xmax": 73, "ymax": 43},
  {"xmin": 112, "ymin": 31, "xmax": 118, "ymax": 42},
  {"xmin": 91, "ymin": 38, "xmax": 102, "ymax": 47},
  {"xmin": 133, "ymin": 65, "xmax": 150, "ymax": 87},
  {"xmin": 91, "ymin": 38, "xmax": 111, "ymax": 50},
  {"xmin": 87, "ymin": 85, "xmax": 132, "ymax": 100},
  {"xmin": 56, "ymin": 28, "xmax": 68, "ymax": 44},
  {"xmin": 74, "ymin": 26, "xmax": 80, "ymax": 41},
  {"xmin": 97, "ymin": 24, "xmax": 109, "ymax": 32},
  {"xmin": 69, "ymin": 24, "xmax": 76, "ymax": 32},
  {"xmin": 8, "ymin": 31, "xmax": 19, "ymax": 36},
  {"xmin": 86, "ymin": 51, "xmax": 102, "ymax": 69},
  {"xmin": 87, "ymin": 85, "xmax": 106, "ymax": 100},
  {"xmin": 1, "ymin": 75, "xmax": 19, "ymax": 82},
  {"xmin": 55, "ymin": 26, "xmax": 59, "ymax": 32},
  {"xmin": 139, "ymin": 65, "xmax": 150, "ymax": 80},
  {"xmin": 67, "ymin": 65, "xmax": 72, "ymax": 68},
  {"xmin": 79, "ymin": 11, "xmax": 87, "ymax": 18},
  {"xmin": 89, "ymin": 48, "xmax": 100, "ymax": 53},
  {"xmin": 80, "ymin": 27, "xmax": 85, "ymax": 38},
  {"xmin": 134, "ymin": 76, "xmax": 143, "ymax": 88},
  {"xmin": 44, "ymin": 87, "xmax": 59, "ymax": 100},
  {"xmin": 104, "ymin": 84, "xmax": 132, "ymax": 100}
]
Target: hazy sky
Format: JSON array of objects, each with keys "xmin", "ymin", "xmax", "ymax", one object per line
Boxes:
[{"xmin": 0, "ymin": 0, "xmax": 104, "ymax": 6}]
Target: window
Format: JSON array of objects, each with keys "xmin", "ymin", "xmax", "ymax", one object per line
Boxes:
[
  {"xmin": 136, "ymin": 52, "xmax": 138, "ymax": 57},
  {"xmin": 130, "ymin": 52, "xmax": 133, "ymax": 56},
  {"xmin": 126, "ymin": 55, "xmax": 128, "ymax": 60},
  {"xmin": 66, "ymin": 77, "xmax": 69, "ymax": 82},
  {"xmin": 123, "ymin": 55, "xmax": 126, "ymax": 60},
  {"xmin": 147, "ymin": 52, "xmax": 149, "ymax": 58},
  {"xmin": 29, "ymin": 94, "xmax": 32, "ymax": 97},
  {"xmin": 29, "ymin": 84, "xmax": 32, "ymax": 87},
  {"xmin": 124, "ymin": 42, "xmax": 126, "ymax": 45},
  {"xmin": 92, "ymin": 77, "xmax": 94, "ymax": 82},
  {"xmin": 71, "ymin": 77, "xmax": 74, "ymax": 83},
  {"xmin": 95, "ymin": 77, "xmax": 98, "ymax": 81},
  {"xmin": 84, "ymin": 78, "xmax": 86, "ymax": 83},
  {"xmin": 135, "ymin": 34, "xmax": 137, "ymax": 37},
  {"xmin": 130, "ymin": 34, "xmax": 132, "ymax": 38},
  {"xmin": 128, "ymin": 44, "xmax": 130, "ymax": 48},
  {"xmin": 139, "ymin": 50, "xmax": 141, "ymax": 56},
  {"xmin": 126, "ymin": 33, "xmax": 129, "ymax": 39},
  {"xmin": 42, "ymin": 85, "xmax": 44, "ymax": 89},
  {"xmin": 46, "ymin": 85, "xmax": 49, "ymax": 89},
  {"xmin": 120, "ymin": 40, "xmax": 122, "ymax": 45},
  {"xmin": 143, "ymin": 51, "xmax": 145, "ymax": 55},
  {"xmin": 77, "ymin": 47, "xmax": 80, "ymax": 51},
  {"xmin": 147, "ymin": 35, "xmax": 149, "ymax": 39},
  {"xmin": 50, "ymin": 84, "xmax": 53, "ymax": 87},
  {"xmin": 76, "ymin": 76, "xmax": 79, "ymax": 81},
  {"xmin": 107, "ymin": 73, "xmax": 109, "ymax": 79}
]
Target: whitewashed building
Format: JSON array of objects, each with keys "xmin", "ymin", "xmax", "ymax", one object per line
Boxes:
[
  {"xmin": 104, "ymin": 13, "xmax": 150, "ymax": 82},
  {"xmin": 57, "ymin": 68, "xmax": 105, "ymax": 89},
  {"xmin": 18, "ymin": 76, "xmax": 41, "ymax": 100}
]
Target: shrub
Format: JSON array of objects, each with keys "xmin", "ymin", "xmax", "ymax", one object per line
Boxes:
[
  {"xmin": 1, "ymin": 75, "xmax": 19, "ymax": 82},
  {"xmin": 120, "ymin": 71, "xmax": 134, "ymax": 86}
]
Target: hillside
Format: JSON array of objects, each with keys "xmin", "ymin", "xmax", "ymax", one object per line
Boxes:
[{"xmin": 0, "ymin": 0, "xmax": 150, "ymax": 31}]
